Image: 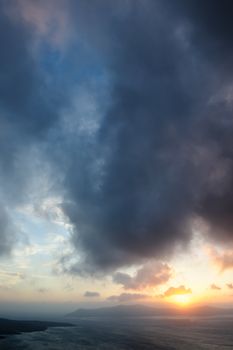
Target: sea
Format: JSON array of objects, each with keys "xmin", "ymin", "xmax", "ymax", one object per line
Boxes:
[{"xmin": 1, "ymin": 316, "xmax": 233, "ymax": 349}]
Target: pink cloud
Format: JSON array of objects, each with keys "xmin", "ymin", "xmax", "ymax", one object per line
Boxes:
[{"xmin": 207, "ymin": 247, "xmax": 233, "ymax": 272}]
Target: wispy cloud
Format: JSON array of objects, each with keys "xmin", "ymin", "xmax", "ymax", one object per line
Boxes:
[
  {"xmin": 37, "ymin": 287, "xmax": 49, "ymax": 293},
  {"xmin": 210, "ymin": 284, "xmax": 221, "ymax": 291},
  {"xmin": 0, "ymin": 269, "xmax": 25, "ymax": 288},
  {"xmin": 84, "ymin": 291, "xmax": 100, "ymax": 298}
]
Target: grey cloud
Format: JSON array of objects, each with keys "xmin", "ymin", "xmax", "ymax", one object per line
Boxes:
[
  {"xmin": 107, "ymin": 293, "xmax": 148, "ymax": 303},
  {"xmin": 210, "ymin": 284, "xmax": 221, "ymax": 291},
  {"xmin": 59, "ymin": 1, "xmax": 233, "ymax": 273},
  {"xmin": 84, "ymin": 291, "xmax": 100, "ymax": 298},
  {"xmin": 0, "ymin": 0, "xmax": 70, "ymax": 255},
  {"xmin": 37, "ymin": 288, "xmax": 49, "ymax": 293},
  {"xmin": 0, "ymin": 204, "xmax": 17, "ymax": 257},
  {"xmin": 1, "ymin": 1, "xmax": 233, "ymax": 273},
  {"xmin": 61, "ymin": 0, "xmax": 207, "ymax": 273},
  {"xmin": 113, "ymin": 262, "xmax": 172, "ymax": 290}
]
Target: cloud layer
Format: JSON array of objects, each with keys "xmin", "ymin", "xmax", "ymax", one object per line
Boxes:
[{"xmin": 0, "ymin": 1, "xmax": 233, "ymax": 276}]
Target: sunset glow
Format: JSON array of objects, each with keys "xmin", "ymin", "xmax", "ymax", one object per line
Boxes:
[
  {"xmin": 171, "ymin": 294, "xmax": 192, "ymax": 306},
  {"xmin": 0, "ymin": 0, "xmax": 232, "ymax": 325}
]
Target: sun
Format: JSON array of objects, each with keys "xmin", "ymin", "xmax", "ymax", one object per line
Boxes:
[{"xmin": 171, "ymin": 294, "xmax": 192, "ymax": 306}]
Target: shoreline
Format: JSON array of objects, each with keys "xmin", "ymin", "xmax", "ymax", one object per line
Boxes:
[{"xmin": 0, "ymin": 318, "xmax": 73, "ymax": 340}]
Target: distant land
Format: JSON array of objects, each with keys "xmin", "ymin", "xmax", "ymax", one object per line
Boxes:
[
  {"xmin": 0, "ymin": 318, "xmax": 73, "ymax": 339},
  {"xmin": 67, "ymin": 304, "xmax": 233, "ymax": 318}
]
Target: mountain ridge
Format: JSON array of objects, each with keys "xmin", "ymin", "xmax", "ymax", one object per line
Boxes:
[{"xmin": 67, "ymin": 304, "xmax": 233, "ymax": 318}]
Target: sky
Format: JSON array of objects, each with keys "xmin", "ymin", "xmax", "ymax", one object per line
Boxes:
[{"xmin": 0, "ymin": 0, "xmax": 233, "ymax": 316}]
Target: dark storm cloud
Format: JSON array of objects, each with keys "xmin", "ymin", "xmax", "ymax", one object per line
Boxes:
[
  {"xmin": 176, "ymin": 0, "xmax": 233, "ymax": 244},
  {"xmin": 58, "ymin": 0, "xmax": 233, "ymax": 273},
  {"xmin": 1, "ymin": 1, "xmax": 233, "ymax": 273},
  {"xmin": 61, "ymin": 0, "xmax": 206, "ymax": 273},
  {"xmin": 175, "ymin": 0, "xmax": 233, "ymax": 61}
]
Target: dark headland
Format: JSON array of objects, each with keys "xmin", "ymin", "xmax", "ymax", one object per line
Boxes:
[{"xmin": 0, "ymin": 318, "xmax": 73, "ymax": 339}]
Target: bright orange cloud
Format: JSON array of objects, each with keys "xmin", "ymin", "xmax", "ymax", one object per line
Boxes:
[{"xmin": 163, "ymin": 285, "xmax": 192, "ymax": 298}]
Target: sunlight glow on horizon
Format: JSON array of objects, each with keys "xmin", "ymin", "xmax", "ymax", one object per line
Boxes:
[
  {"xmin": 169, "ymin": 294, "xmax": 192, "ymax": 306},
  {"xmin": 0, "ymin": 208, "xmax": 232, "ymax": 308}
]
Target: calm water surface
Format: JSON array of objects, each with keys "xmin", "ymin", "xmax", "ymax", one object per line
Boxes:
[{"xmin": 1, "ymin": 316, "xmax": 233, "ymax": 349}]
